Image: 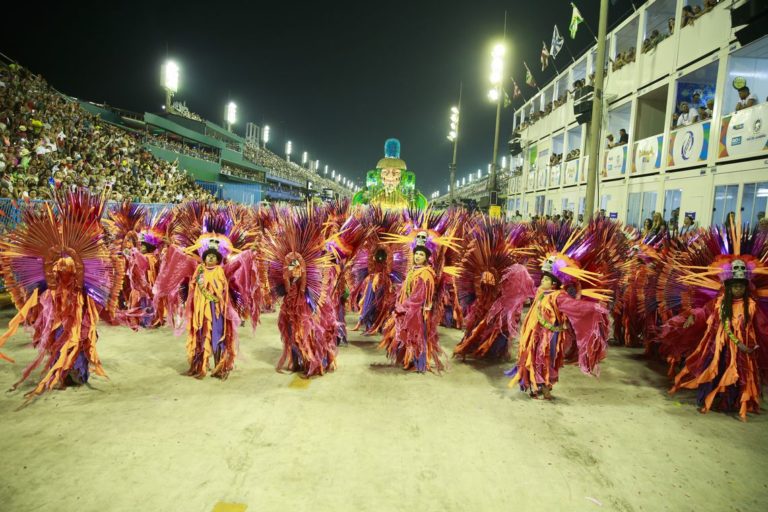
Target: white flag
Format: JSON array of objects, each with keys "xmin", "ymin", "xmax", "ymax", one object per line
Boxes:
[{"xmin": 551, "ymin": 25, "xmax": 564, "ymax": 59}]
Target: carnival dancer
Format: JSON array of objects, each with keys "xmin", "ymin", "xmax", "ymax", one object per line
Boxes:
[
  {"xmin": 453, "ymin": 218, "xmax": 534, "ymax": 361},
  {"xmin": 263, "ymin": 206, "xmax": 335, "ymax": 377},
  {"xmin": 666, "ymin": 224, "xmax": 768, "ymax": 420},
  {"xmin": 349, "ymin": 207, "xmax": 407, "ymax": 335},
  {"xmin": 153, "ymin": 207, "xmax": 260, "ymax": 379},
  {"xmin": 379, "ymin": 214, "xmax": 459, "ymax": 372},
  {"xmin": 0, "ymin": 189, "xmax": 125, "ymax": 400},
  {"xmin": 506, "ymin": 223, "xmax": 612, "ymax": 399}
]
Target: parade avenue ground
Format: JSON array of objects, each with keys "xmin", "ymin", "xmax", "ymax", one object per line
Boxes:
[{"xmin": 0, "ymin": 309, "xmax": 766, "ymax": 512}]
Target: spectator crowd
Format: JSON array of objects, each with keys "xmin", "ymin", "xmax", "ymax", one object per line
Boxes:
[{"xmin": 0, "ymin": 62, "xmax": 215, "ymax": 204}]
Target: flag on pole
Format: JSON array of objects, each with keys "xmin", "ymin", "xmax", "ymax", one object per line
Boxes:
[
  {"xmin": 503, "ymin": 90, "xmax": 511, "ymax": 108},
  {"xmin": 569, "ymin": 3, "xmax": 584, "ymax": 39},
  {"xmin": 551, "ymin": 25, "xmax": 564, "ymax": 58},
  {"xmin": 512, "ymin": 79, "xmax": 522, "ymax": 98},
  {"xmin": 524, "ymin": 62, "xmax": 537, "ymax": 88},
  {"xmin": 541, "ymin": 42, "xmax": 550, "ymax": 71}
]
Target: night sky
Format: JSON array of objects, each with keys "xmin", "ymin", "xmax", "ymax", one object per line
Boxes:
[{"xmin": 1, "ymin": 0, "xmax": 642, "ymax": 195}]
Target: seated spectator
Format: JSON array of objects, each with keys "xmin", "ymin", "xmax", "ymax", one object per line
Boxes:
[
  {"xmin": 668, "ymin": 17, "xmax": 676, "ymax": 35},
  {"xmin": 679, "ymin": 215, "xmax": 696, "ymax": 236},
  {"xmin": 676, "ymin": 102, "xmax": 699, "ymax": 126},
  {"xmin": 618, "ymin": 129, "xmax": 628, "ymax": 145},
  {"xmin": 698, "ymin": 106, "xmax": 710, "ymax": 121},
  {"xmin": 606, "ymin": 134, "xmax": 615, "ymax": 149},
  {"xmin": 693, "ymin": 5, "xmax": 703, "ymax": 18},
  {"xmin": 735, "ymin": 86, "xmax": 758, "ymax": 112},
  {"xmin": 704, "ymin": 0, "xmax": 718, "ymax": 12},
  {"xmin": 706, "ymin": 98, "xmax": 714, "ymax": 117}
]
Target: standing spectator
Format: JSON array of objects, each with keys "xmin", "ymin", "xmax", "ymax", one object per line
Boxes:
[
  {"xmin": 618, "ymin": 128, "xmax": 629, "ymax": 145},
  {"xmin": 606, "ymin": 134, "xmax": 615, "ymax": 149}
]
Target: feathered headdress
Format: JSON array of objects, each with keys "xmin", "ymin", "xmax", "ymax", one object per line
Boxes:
[
  {"xmin": 677, "ymin": 223, "xmax": 768, "ymax": 292},
  {"xmin": 182, "ymin": 209, "xmax": 254, "ymax": 262},
  {"xmin": 0, "ymin": 189, "xmax": 123, "ymax": 312},
  {"xmin": 104, "ymin": 201, "xmax": 146, "ymax": 249},
  {"xmin": 262, "ymin": 205, "xmax": 331, "ymax": 311},
  {"xmin": 139, "ymin": 209, "xmax": 173, "ymax": 249},
  {"xmin": 532, "ymin": 220, "xmax": 612, "ymax": 301}
]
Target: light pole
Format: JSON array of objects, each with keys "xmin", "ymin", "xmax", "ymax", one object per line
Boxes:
[
  {"xmin": 488, "ymin": 42, "xmax": 506, "ymax": 206},
  {"xmin": 585, "ymin": 0, "xmax": 610, "ymax": 222},
  {"xmin": 447, "ymin": 83, "xmax": 462, "ymax": 202},
  {"xmin": 161, "ymin": 60, "xmax": 179, "ymax": 111},
  {"xmin": 285, "ymin": 141, "xmax": 292, "ymax": 162},
  {"xmin": 225, "ymin": 102, "xmax": 237, "ymax": 132}
]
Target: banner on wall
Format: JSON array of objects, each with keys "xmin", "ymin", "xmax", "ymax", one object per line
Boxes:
[
  {"xmin": 668, "ymin": 121, "xmax": 710, "ymax": 168},
  {"xmin": 602, "ymin": 146, "xmax": 627, "ymax": 178},
  {"xmin": 632, "ymin": 135, "xmax": 663, "ymax": 174},
  {"xmin": 719, "ymin": 103, "xmax": 768, "ymax": 158},
  {"xmin": 528, "ymin": 144, "xmax": 538, "ymax": 167},
  {"xmin": 549, "ymin": 164, "xmax": 561, "ymax": 188},
  {"xmin": 537, "ymin": 166, "xmax": 548, "ymax": 189},
  {"xmin": 564, "ymin": 159, "xmax": 579, "ymax": 185}
]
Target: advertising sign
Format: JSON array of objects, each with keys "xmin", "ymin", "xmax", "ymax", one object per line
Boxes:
[
  {"xmin": 719, "ymin": 103, "xmax": 768, "ymax": 158},
  {"xmin": 550, "ymin": 164, "xmax": 561, "ymax": 188},
  {"xmin": 537, "ymin": 166, "xmax": 548, "ymax": 189},
  {"xmin": 603, "ymin": 146, "xmax": 627, "ymax": 178},
  {"xmin": 564, "ymin": 159, "xmax": 579, "ymax": 185},
  {"xmin": 669, "ymin": 121, "xmax": 710, "ymax": 168},
  {"xmin": 632, "ymin": 135, "xmax": 663, "ymax": 174}
]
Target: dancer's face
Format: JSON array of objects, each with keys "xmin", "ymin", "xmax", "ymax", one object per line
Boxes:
[
  {"xmin": 731, "ymin": 282, "xmax": 746, "ymax": 299},
  {"xmin": 205, "ymin": 253, "xmax": 219, "ymax": 266},
  {"xmin": 413, "ymin": 250, "xmax": 426, "ymax": 266},
  {"xmin": 541, "ymin": 275, "xmax": 554, "ymax": 290}
]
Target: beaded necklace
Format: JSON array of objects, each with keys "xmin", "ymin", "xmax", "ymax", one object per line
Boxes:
[
  {"xmin": 536, "ymin": 293, "xmax": 564, "ymax": 332},
  {"xmin": 196, "ymin": 265, "xmax": 219, "ymax": 303}
]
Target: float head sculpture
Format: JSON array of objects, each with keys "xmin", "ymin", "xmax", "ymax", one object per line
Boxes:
[{"xmin": 352, "ymin": 138, "xmax": 428, "ymax": 210}]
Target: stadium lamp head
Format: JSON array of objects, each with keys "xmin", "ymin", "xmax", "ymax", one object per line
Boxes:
[
  {"xmin": 162, "ymin": 60, "xmax": 179, "ymax": 93},
  {"xmin": 226, "ymin": 102, "xmax": 237, "ymax": 125}
]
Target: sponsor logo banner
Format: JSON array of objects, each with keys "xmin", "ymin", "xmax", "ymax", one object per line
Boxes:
[
  {"xmin": 549, "ymin": 164, "xmax": 561, "ymax": 187},
  {"xmin": 632, "ymin": 135, "xmax": 663, "ymax": 174},
  {"xmin": 602, "ymin": 147, "xmax": 627, "ymax": 179},
  {"xmin": 719, "ymin": 103, "xmax": 768, "ymax": 158},
  {"xmin": 668, "ymin": 121, "xmax": 710, "ymax": 168}
]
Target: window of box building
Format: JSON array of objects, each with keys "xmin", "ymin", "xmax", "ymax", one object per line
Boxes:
[
  {"xmin": 712, "ymin": 184, "xmax": 739, "ymax": 226},
  {"xmin": 572, "ymin": 56, "xmax": 588, "ymax": 91},
  {"xmin": 635, "ymin": 85, "xmax": 668, "ymax": 140},
  {"xmin": 681, "ymin": 0, "xmax": 722, "ymax": 29},
  {"xmin": 643, "ymin": 0, "xmax": 676, "ymax": 54},
  {"xmin": 555, "ymin": 74, "xmax": 570, "ymax": 108},
  {"xmin": 663, "ymin": 188, "xmax": 683, "ymax": 228},
  {"xmin": 724, "ymin": 37, "xmax": 768, "ymax": 116},
  {"xmin": 613, "ymin": 18, "xmax": 639, "ymax": 71},
  {"xmin": 566, "ymin": 126, "xmax": 583, "ymax": 160},
  {"xmin": 741, "ymin": 182, "xmax": 768, "ymax": 228},
  {"xmin": 607, "ymin": 102, "xmax": 632, "ymax": 147},
  {"xmin": 672, "ymin": 61, "xmax": 718, "ymax": 128}
]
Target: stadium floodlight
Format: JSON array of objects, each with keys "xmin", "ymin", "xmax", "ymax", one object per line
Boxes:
[
  {"xmin": 262, "ymin": 125, "xmax": 270, "ymax": 147},
  {"xmin": 161, "ymin": 60, "xmax": 179, "ymax": 110},
  {"xmin": 314, "ymin": 159, "xmax": 320, "ymax": 172},
  {"xmin": 324, "ymin": 165, "xmax": 328, "ymax": 175},
  {"xmin": 302, "ymin": 151, "xmax": 308, "ymax": 165},
  {"xmin": 487, "ymin": 88, "xmax": 499, "ymax": 102},
  {"xmin": 226, "ymin": 102, "xmax": 237, "ymax": 131},
  {"xmin": 285, "ymin": 140, "xmax": 292, "ymax": 162},
  {"xmin": 331, "ymin": 169, "xmax": 335, "ymax": 178},
  {"xmin": 501, "ymin": 156, "xmax": 507, "ymax": 169},
  {"xmin": 469, "ymin": 174, "xmax": 473, "ymax": 183},
  {"xmin": 462, "ymin": 177, "xmax": 466, "ymax": 186}
]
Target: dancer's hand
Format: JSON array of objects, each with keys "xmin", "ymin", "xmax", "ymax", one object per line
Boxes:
[
  {"xmin": 683, "ymin": 315, "xmax": 695, "ymax": 328},
  {"xmin": 738, "ymin": 344, "xmax": 758, "ymax": 354}
]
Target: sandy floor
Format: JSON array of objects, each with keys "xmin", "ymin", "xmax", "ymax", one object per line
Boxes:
[{"xmin": 0, "ymin": 310, "xmax": 767, "ymax": 512}]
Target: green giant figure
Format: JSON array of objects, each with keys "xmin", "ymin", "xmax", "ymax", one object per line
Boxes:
[{"xmin": 351, "ymin": 139, "xmax": 428, "ymax": 210}]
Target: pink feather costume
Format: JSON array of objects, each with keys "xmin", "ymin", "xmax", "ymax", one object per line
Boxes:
[{"xmin": 0, "ymin": 189, "xmax": 124, "ymax": 400}]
